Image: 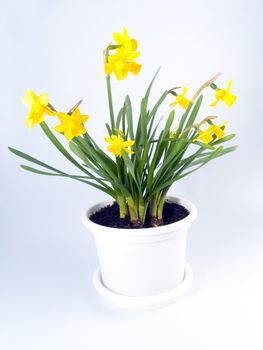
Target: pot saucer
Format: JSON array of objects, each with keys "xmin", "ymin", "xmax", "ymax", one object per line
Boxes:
[{"xmin": 93, "ymin": 263, "xmax": 193, "ymax": 310}]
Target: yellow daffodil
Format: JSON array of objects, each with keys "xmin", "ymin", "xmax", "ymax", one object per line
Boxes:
[
  {"xmin": 170, "ymin": 87, "xmax": 190, "ymax": 109},
  {"xmin": 104, "ymin": 134, "xmax": 135, "ymax": 157},
  {"xmin": 104, "ymin": 28, "xmax": 142, "ymax": 80},
  {"xmin": 195, "ymin": 127, "xmax": 214, "ymax": 144},
  {"xmin": 210, "ymin": 80, "xmax": 237, "ymax": 107},
  {"xmin": 195, "ymin": 122, "xmax": 227, "ymax": 144},
  {"xmin": 21, "ymin": 89, "xmax": 55, "ymax": 128},
  {"xmin": 54, "ymin": 108, "xmax": 89, "ymax": 141}
]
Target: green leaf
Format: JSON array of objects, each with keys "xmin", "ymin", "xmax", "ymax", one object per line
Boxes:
[
  {"xmin": 193, "ymin": 141, "xmax": 215, "ymax": 149},
  {"xmin": 184, "ymin": 95, "xmax": 203, "ymax": 132},
  {"xmin": 20, "ymin": 165, "xmax": 61, "ymax": 176},
  {"xmin": 188, "ymin": 145, "xmax": 238, "ymax": 168},
  {"xmin": 121, "ymin": 152, "xmax": 140, "ymax": 190},
  {"xmin": 20, "ymin": 165, "xmax": 116, "ymax": 198},
  {"xmin": 139, "ymin": 97, "xmax": 147, "ymax": 145},
  {"xmin": 40, "ymin": 122, "xmax": 90, "ymax": 175},
  {"xmin": 211, "ymin": 134, "xmax": 236, "ymax": 145},
  {"xmin": 105, "ymin": 123, "xmax": 112, "ymax": 136},
  {"xmin": 116, "ymin": 107, "xmax": 123, "ymax": 129},
  {"xmin": 124, "ymin": 95, "xmax": 134, "ymax": 140},
  {"xmin": 9, "ymin": 147, "xmax": 66, "ymax": 175},
  {"xmin": 144, "ymin": 66, "xmax": 161, "ymax": 105}
]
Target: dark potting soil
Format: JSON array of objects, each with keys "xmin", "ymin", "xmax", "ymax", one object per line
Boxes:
[{"xmin": 90, "ymin": 200, "xmax": 189, "ymax": 229}]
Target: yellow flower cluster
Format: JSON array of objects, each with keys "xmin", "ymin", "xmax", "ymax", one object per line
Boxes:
[
  {"xmin": 170, "ymin": 80, "xmax": 237, "ymax": 144},
  {"xmin": 170, "ymin": 80, "xmax": 236, "ymax": 110},
  {"xmin": 21, "ymin": 89, "xmax": 89, "ymax": 141},
  {"xmin": 21, "ymin": 29, "xmax": 237, "ymax": 157},
  {"xmin": 21, "ymin": 89, "xmax": 135, "ymax": 156},
  {"xmin": 195, "ymin": 122, "xmax": 227, "ymax": 144},
  {"xmin": 104, "ymin": 28, "xmax": 142, "ymax": 80}
]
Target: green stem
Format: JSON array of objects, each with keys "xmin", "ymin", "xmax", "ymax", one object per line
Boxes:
[
  {"xmin": 157, "ymin": 193, "xmax": 167, "ymax": 221},
  {"xmin": 117, "ymin": 196, "xmax": 128, "ymax": 219},
  {"xmin": 150, "ymin": 195, "xmax": 164, "ymax": 227},
  {"xmin": 126, "ymin": 196, "xmax": 141, "ymax": 226},
  {"xmin": 150, "ymin": 196, "xmax": 158, "ymax": 218},
  {"xmin": 106, "ymin": 76, "xmax": 115, "ymax": 131},
  {"xmin": 138, "ymin": 200, "xmax": 148, "ymax": 225}
]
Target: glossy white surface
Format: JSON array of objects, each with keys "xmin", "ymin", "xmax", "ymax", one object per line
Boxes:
[{"xmin": 83, "ymin": 197, "xmax": 197, "ymax": 297}]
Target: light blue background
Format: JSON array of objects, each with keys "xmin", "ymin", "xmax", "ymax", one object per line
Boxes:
[{"xmin": 1, "ymin": 0, "xmax": 263, "ymax": 349}]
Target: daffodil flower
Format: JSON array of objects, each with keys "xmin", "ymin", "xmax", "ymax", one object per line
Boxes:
[
  {"xmin": 170, "ymin": 87, "xmax": 190, "ymax": 109},
  {"xmin": 194, "ymin": 122, "xmax": 227, "ymax": 144},
  {"xmin": 21, "ymin": 89, "xmax": 55, "ymax": 128},
  {"xmin": 104, "ymin": 28, "xmax": 142, "ymax": 80},
  {"xmin": 54, "ymin": 108, "xmax": 89, "ymax": 141},
  {"xmin": 104, "ymin": 134, "xmax": 135, "ymax": 157},
  {"xmin": 210, "ymin": 80, "xmax": 237, "ymax": 107},
  {"xmin": 112, "ymin": 27, "xmax": 139, "ymax": 56}
]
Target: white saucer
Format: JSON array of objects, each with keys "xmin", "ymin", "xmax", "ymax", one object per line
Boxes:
[{"xmin": 93, "ymin": 263, "xmax": 193, "ymax": 310}]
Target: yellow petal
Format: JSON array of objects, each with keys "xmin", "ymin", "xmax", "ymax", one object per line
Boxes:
[
  {"xmin": 128, "ymin": 62, "xmax": 142, "ymax": 75},
  {"xmin": 122, "ymin": 27, "xmax": 129, "ymax": 41},
  {"xmin": 123, "ymin": 140, "xmax": 135, "ymax": 147},
  {"xmin": 124, "ymin": 148, "xmax": 135, "ymax": 155},
  {"xmin": 182, "ymin": 87, "xmax": 187, "ymax": 96},
  {"xmin": 209, "ymin": 99, "xmax": 219, "ymax": 107},
  {"xmin": 79, "ymin": 115, "xmax": 89, "ymax": 123},
  {"xmin": 104, "ymin": 62, "xmax": 113, "ymax": 76},
  {"xmin": 39, "ymin": 93, "xmax": 48, "ymax": 106},
  {"xmin": 130, "ymin": 39, "xmax": 138, "ymax": 51},
  {"xmin": 222, "ymin": 93, "xmax": 237, "ymax": 107},
  {"xmin": 104, "ymin": 137, "xmax": 112, "ymax": 143},
  {"xmin": 213, "ymin": 127, "xmax": 225, "ymax": 139},
  {"xmin": 54, "ymin": 124, "xmax": 65, "ymax": 133},
  {"xmin": 113, "ymin": 32, "xmax": 122, "ymax": 45},
  {"xmin": 64, "ymin": 130, "xmax": 74, "ymax": 141},
  {"xmin": 177, "ymin": 96, "xmax": 189, "ymax": 109},
  {"xmin": 25, "ymin": 115, "xmax": 34, "ymax": 128},
  {"xmin": 226, "ymin": 80, "xmax": 233, "ymax": 92}
]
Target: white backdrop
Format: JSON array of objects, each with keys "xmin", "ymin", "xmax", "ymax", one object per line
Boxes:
[{"xmin": 1, "ymin": 0, "xmax": 263, "ymax": 349}]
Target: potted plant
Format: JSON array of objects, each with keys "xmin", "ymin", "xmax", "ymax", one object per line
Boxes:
[{"xmin": 9, "ymin": 28, "xmax": 237, "ymax": 309}]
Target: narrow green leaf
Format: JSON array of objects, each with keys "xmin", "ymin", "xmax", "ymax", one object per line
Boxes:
[
  {"xmin": 9, "ymin": 147, "xmax": 66, "ymax": 175},
  {"xmin": 193, "ymin": 141, "xmax": 215, "ymax": 149},
  {"xmin": 40, "ymin": 122, "xmax": 90, "ymax": 175},
  {"xmin": 105, "ymin": 123, "xmax": 112, "ymax": 136},
  {"xmin": 211, "ymin": 134, "xmax": 236, "ymax": 145},
  {"xmin": 121, "ymin": 152, "xmax": 140, "ymax": 190},
  {"xmin": 140, "ymin": 97, "xmax": 147, "ymax": 144},
  {"xmin": 124, "ymin": 95, "xmax": 134, "ymax": 140},
  {"xmin": 116, "ymin": 107, "xmax": 123, "ymax": 129},
  {"xmin": 144, "ymin": 66, "xmax": 161, "ymax": 105},
  {"xmin": 20, "ymin": 165, "xmax": 61, "ymax": 176}
]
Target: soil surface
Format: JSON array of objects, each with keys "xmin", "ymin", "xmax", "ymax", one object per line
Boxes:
[{"xmin": 90, "ymin": 200, "xmax": 189, "ymax": 229}]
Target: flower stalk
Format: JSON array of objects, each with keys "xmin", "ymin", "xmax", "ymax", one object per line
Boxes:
[{"xmin": 106, "ymin": 76, "xmax": 115, "ymax": 131}]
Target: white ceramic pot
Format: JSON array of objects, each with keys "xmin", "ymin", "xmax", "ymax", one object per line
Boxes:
[{"xmin": 82, "ymin": 196, "xmax": 197, "ymax": 307}]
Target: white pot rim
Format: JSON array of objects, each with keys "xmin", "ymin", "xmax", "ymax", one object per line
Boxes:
[{"xmin": 82, "ymin": 196, "xmax": 197, "ymax": 242}]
